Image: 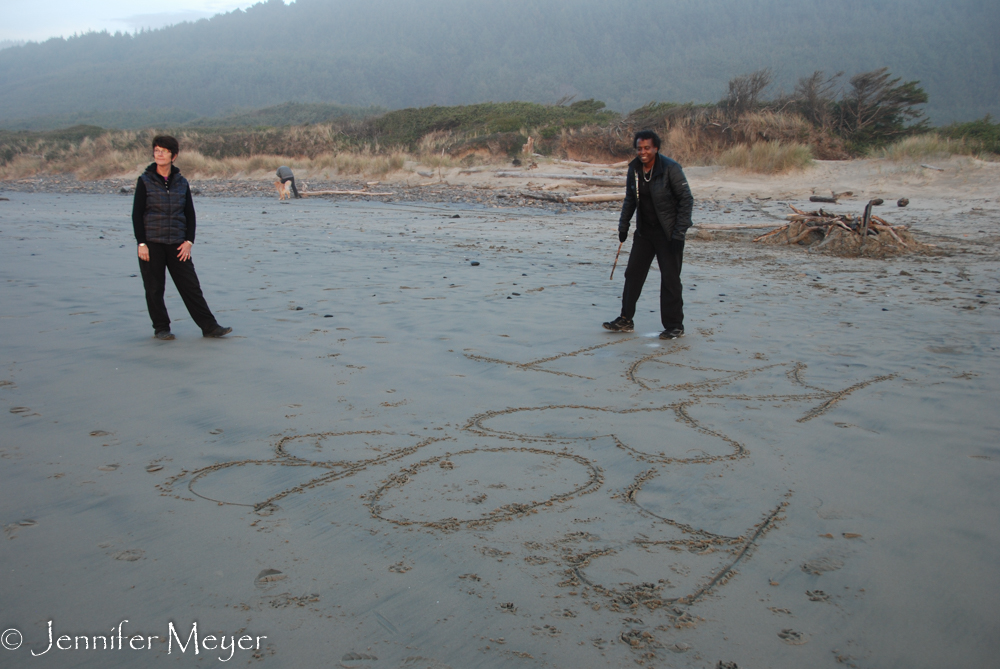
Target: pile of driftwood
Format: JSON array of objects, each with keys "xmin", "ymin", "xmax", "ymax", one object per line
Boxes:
[{"xmin": 754, "ymin": 201, "xmax": 930, "ymax": 257}]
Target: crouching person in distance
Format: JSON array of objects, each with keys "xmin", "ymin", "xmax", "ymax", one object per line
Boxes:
[
  {"xmin": 603, "ymin": 129, "xmax": 693, "ymax": 339},
  {"xmin": 132, "ymin": 135, "xmax": 232, "ymax": 340},
  {"xmin": 276, "ymin": 165, "xmax": 301, "ymax": 199}
]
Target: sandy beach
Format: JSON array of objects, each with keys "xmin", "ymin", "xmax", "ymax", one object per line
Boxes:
[{"xmin": 1, "ymin": 158, "xmax": 998, "ymax": 668}]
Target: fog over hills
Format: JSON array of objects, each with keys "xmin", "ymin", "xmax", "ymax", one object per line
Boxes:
[{"xmin": 1, "ymin": 0, "xmax": 996, "ymax": 128}]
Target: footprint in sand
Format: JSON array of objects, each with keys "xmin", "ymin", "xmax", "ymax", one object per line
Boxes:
[
  {"xmin": 113, "ymin": 549, "xmax": 144, "ymax": 562},
  {"xmin": 801, "ymin": 557, "xmax": 844, "ymax": 575},
  {"xmin": 777, "ymin": 628, "xmax": 810, "ymax": 645},
  {"xmin": 806, "ymin": 590, "xmax": 831, "ymax": 602},
  {"xmin": 481, "ymin": 546, "xmax": 511, "ymax": 560},
  {"xmin": 399, "ymin": 657, "xmax": 453, "ymax": 669},
  {"xmin": 254, "ymin": 503, "xmax": 279, "ymax": 516},
  {"xmin": 89, "ymin": 430, "xmax": 120, "ymax": 447},
  {"xmin": 255, "ymin": 569, "xmax": 286, "ymax": 587},
  {"xmin": 339, "ymin": 652, "xmax": 378, "ymax": 668},
  {"xmin": 3, "ymin": 519, "xmax": 37, "ymax": 539},
  {"xmin": 620, "ymin": 629, "xmax": 657, "ymax": 648}
]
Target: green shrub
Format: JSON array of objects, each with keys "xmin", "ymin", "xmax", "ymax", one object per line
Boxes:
[
  {"xmin": 938, "ymin": 116, "xmax": 1000, "ymax": 155},
  {"xmin": 364, "ymin": 101, "xmax": 618, "ymax": 150}
]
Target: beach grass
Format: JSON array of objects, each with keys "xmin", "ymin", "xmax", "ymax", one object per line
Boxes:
[
  {"xmin": 873, "ymin": 134, "xmax": 967, "ymax": 161},
  {"xmin": 719, "ymin": 141, "xmax": 813, "ymax": 174},
  {"xmin": 7, "ymin": 102, "xmax": 996, "ymax": 181}
]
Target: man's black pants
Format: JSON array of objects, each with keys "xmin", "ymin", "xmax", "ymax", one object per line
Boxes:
[
  {"xmin": 280, "ymin": 176, "xmax": 301, "ymax": 198},
  {"xmin": 621, "ymin": 233, "xmax": 684, "ymax": 330},
  {"xmin": 139, "ymin": 242, "xmax": 218, "ymax": 333}
]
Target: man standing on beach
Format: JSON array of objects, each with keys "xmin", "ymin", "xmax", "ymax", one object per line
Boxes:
[
  {"xmin": 133, "ymin": 135, "xmax": 232, "ymax": 340},
  {"xmin": 603, "ymin": 130, "xmax": 693, "ymax": 339}
]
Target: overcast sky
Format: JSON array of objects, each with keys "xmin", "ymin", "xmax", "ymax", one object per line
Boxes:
[{"xmin": 0, "ymin": 1, "xmax": 273, "ymax": 43}]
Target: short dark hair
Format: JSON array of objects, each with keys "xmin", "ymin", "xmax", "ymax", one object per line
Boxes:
[
  {"xmin": 152, "ymin": 135, "xmax": 180, "ymax": 158},
  {"xmin": 633, "ymin": 130, "xmax": 661, "ymax": 149}
]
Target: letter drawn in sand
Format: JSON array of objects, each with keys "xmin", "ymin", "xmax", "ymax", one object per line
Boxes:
[{"xmin": 161, "ymin": 333, "xmax": 899, "ymax": 633}]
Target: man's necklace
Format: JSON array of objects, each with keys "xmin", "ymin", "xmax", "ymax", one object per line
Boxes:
[{"xmin": 642, "ymin": 165, "xmax": 652, "ymax": 182}]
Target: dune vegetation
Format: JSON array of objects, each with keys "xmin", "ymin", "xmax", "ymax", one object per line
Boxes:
[{"xmin": 1, "ymin": 69, "xmax": 996, "ymax": 181}]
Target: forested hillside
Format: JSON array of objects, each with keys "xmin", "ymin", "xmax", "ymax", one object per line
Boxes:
[{"xmin": 1, "ymin": 0, "xmax": 996, "ymax": 128}]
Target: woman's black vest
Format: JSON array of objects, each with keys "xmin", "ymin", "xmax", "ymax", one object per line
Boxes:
[{"xmin": 140, "ymin": 168, "xmax": 189, "ymax": 244}]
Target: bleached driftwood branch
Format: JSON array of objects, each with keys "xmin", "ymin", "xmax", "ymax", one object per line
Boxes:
[{"xmin": 302, "ymin": 190, "xmax": 393, "ymax": 196}]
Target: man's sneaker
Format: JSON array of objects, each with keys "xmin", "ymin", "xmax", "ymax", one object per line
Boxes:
[
  {"xmin": 602, "ymin": 317, "xmax": 634, "ymax": 333},
  {"xmin": 203, "ymin": 325, "xmax": 233, "ymax": 338},
  {"xmin": 154, "ymin": 330, "xmax": 175, "ymax": 340},
  {"xmin": 659, "ymin": 327, "xmax": 684, "ymax": 340}
]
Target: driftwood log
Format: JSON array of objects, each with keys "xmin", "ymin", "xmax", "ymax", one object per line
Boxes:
[
  {"xmin": 809, "ymin": 190, "xmax": 854, "ymax": 204},
  {"xmin": 496, "ymin": 192, "xmax": 563, "ymax": 202},
  {"xmin": 552, "ymin": 158, "xmax": 630, "ymax": 169},
  {"xmin": 496, "ymin": 191, "xmax": 625, "ymax": 204},
  {"xmin": 495, "ymin": 171, "xmax": 625, "ymax": 185},
  {"xmin": 302, "ymin": 190, "xmax": 393, "ymax": 197},
  {"xmin": 567, "ymin": 193, "xmax": 622, "ymax": 203}
]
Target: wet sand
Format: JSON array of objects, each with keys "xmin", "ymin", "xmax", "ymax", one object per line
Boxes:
[{"xmin": 0, "ymin": 174, "xmax": 998, "ymax": 667}]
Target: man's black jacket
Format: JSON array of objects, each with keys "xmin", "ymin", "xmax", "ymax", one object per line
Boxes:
[{"xmin": 618, "ymin": 153, "xmax": 694, "ymax": 242}]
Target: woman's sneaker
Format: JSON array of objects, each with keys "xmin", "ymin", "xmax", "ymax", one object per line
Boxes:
[{"xmin": 602, "ymin": 317, "xmax": 634, "ymax": 332}]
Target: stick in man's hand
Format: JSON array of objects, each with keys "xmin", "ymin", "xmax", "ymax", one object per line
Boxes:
[{"xmin": 610, "ymin": 241, "xmax": 624, "ymax": 280}]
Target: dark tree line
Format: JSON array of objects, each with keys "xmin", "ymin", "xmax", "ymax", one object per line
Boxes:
[{"xmin": 0, "ymin": 0, "xmax": 996, "ymax": 129}]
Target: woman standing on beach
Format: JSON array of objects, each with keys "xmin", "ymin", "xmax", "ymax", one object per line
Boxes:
[{"xmin": 132, "ymin": 135, "xmax": 232, "ymax": 340}]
